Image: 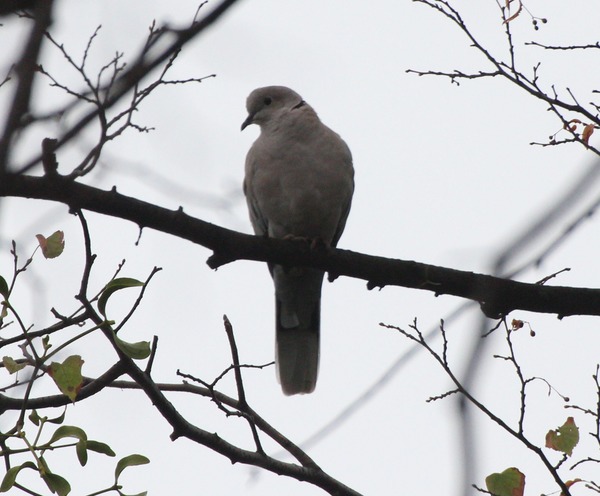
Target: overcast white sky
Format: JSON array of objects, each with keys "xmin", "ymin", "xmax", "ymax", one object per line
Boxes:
[{"xmin": 2, "ymin": 1, "xmax": 600, "ymax": 495}]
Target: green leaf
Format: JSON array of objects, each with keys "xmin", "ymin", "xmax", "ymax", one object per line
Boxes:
[
  {"xmin": 74, "ymin": 440, "xmax": 117, "ymax": 466},
  {"xmin": 0, "ymin": 462, "xmax": 37, "ymax": 492},
  {"xmin": 47, "ymin": 425, "xmax": 87, "ymax": 446},
  {"xmin": 485, "ymin": 467, "xmax": 525, "ymax": 496},
  {"xmin": 38, "ymin": 456, "xmax": 50, "ymax": 475},
  {"xmin": 86, "ymin": 440, "xmax": 116, "ymax": 457},
  {"xmin": 113, "ymin": 334, "xmax": 151, "ymax": 360},
  {"xmin": 47, "ymin": 408, "xmax": 66, "ymax": 425},
  {"xmin": 29, "ymin": 409, "xmax": 42, "ymax": 426},
  {"xmin": 115, "ymin": 454, "xmax": 150, "ymax": 482},
  {"xmin": 0, "ymin": 275, "xmax": 8, "ymax": 298},
  {"xmin": 2, "ymin": 356, "xmax": 26, "ymax": 374},
  {"xmin": 36, "ymin": 230, "xmax": 65, "ymax": 259},
  {"xmin": 76, "ymin": 439, "xmax": 88, "ymax": 466},
  {"xmin": 545, "ymin": 417, "xmax": 579, "ymax": 456},
  {"xmin": 120, "ymin": 492, "xmax": 148, "ymax": 496},
  {"xmin": 98, "ymin": 277, "xmax": 144, "ymax": 317},
  {"xmin": 30, "ymin": 408, "xmax": 66, "ymax": 426},
  {"xmin": 48, "ymin": 355, "xmax": 84, "ymax": 402},
  {"xmin": 42, "ymin": 471, "xmax": 71, "ymax": 496}
]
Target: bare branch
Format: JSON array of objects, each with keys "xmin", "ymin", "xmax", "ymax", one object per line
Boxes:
[
  {"xmin": 0, "ymin": 0, "xmax": 54, "ymax": 174},
  {"xmin": 14, "ymin": 0, "xmax": 242, "ymax": 175},
  {"xmin": 382, "ymin": 319, "xmax": 573, "ymax": 496},
  {"xmin": 527, "ymin": 41, "xmax": 600, "ymax": 51},
  {"xmin": 409, "ymin": 0, "xmax": 600, "ymax": 156}
]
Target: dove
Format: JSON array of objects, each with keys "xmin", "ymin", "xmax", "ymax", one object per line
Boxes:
[{"xmin": 242, "ymin": 86, "xmax": 354, "ymax": 395}]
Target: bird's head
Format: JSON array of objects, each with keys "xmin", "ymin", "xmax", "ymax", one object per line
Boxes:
[{"xmin": 241, "ymin": 86, "xmax": 307, "ymax": 131}]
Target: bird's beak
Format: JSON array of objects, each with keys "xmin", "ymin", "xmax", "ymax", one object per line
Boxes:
[{"xmin": 241, "ymin": 113, "xmax": 254, "ymax": 131}]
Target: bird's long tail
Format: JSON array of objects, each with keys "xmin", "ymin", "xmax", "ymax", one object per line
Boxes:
[{"xmin": 273, "ymin": 266, "xmax": 323, "ymax": 395}]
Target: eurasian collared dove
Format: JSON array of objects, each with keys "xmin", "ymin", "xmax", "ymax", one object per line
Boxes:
[{"xmin": 242, "ymin": 86, "xmax": 354, "ymax": 395}]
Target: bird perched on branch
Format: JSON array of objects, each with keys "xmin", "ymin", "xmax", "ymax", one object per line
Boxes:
[{"xmin": 242, "ymin": 86, "xmax": 354, "ymax": 395}]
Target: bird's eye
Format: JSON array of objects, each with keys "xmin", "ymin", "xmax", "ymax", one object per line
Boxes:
[{"xmin": 263, "ymin": 97, "xmax": 272, "ymax": 105}]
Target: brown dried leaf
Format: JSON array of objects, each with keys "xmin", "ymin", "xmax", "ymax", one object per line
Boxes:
[
  {"xmin": 503, "ymin": 0, "xmax": 522, "ymax": 24},
  {"xmin": 582, "ymin": 123, "xmax": 594, "ymax": 145},
  {"xmin": 564, "ymin": 118, "xmax": 582, "ymax": 131}
]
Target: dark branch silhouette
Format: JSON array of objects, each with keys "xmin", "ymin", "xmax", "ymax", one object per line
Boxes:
[{"xmin": 2, "ymin": 172, "xmax": 600, "ymax": 319}]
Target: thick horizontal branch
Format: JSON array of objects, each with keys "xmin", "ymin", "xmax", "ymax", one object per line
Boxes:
[{"xmin": 2, "ymin": 173, "xmax": 600, "ymax": 318}]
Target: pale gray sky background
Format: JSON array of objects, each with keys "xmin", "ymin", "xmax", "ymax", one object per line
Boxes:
[{"xmin": 1, "ymin": 1, "xmax": 600, "ymax": 495}]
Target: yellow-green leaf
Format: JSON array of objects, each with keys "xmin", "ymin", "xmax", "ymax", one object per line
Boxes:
[
  {"xmin": 545, "ymin": 417, "xmax": 579, "ymax": 456},
  {"xmin": 485, "ymin": 467, "xmax": 525, "ymax": 496},
  {"xmin": 48, "ymin": 356, "xmax": 84, "ymax": 402},
  {"xmin": 2, "ymin": 356, "xmax": 26, "ymax": 374},
  {"xmin": 36, "ymin": 230, "xmax": 65, "ymax": 259}
]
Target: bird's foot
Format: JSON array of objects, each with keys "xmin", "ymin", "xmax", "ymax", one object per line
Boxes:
[
  {"xmin": 283, "ymin": 234, "xmax": 329, "ymax": 251},
  {"xmin": 282, "ymin": 234, "xmax": 310, "ymax": 243},
  {"xmin": 309, "ymin": 237, "xmax": 328, "ymax": 251}
]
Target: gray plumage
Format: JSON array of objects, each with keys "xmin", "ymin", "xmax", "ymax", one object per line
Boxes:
[{"xmin": 242, "ymin": 86, "xmax": 354, "ymax": 395}]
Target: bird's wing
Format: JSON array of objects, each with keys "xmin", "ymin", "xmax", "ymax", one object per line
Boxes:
[{"xmin": 243, "ymin": 172, "xmax": 268, "ymax": 237}]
